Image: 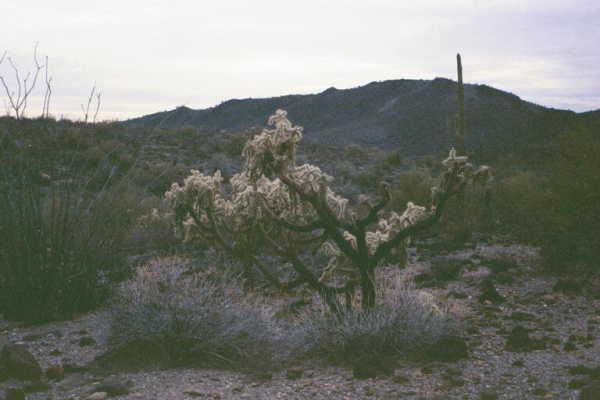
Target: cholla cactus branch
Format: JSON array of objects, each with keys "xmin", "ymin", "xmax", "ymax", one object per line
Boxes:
[
  {"xmin": 356, "ymin": 181, "xmax": 391, "ymax": 229},
  {"xmin": 164, "ymin": 110, "xmax": 490, "ymax": 311},
  {"xmin": 258, "ymin": 194, "xmax": 323, "ymax": 232}
]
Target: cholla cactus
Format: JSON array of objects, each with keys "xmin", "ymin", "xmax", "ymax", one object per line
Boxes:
[{"xmin": 164, "ymin": 110, "xmax": 488, "ymax": 312}]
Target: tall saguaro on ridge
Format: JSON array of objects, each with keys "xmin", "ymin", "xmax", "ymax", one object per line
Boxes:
[{"xmin": 455, "ymin": 53, "xmax": 466, "ymax": 156}]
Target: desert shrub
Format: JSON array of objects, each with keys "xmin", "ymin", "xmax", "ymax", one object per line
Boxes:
[
  {"xmin": 81, "ymin": 145, "xmax": 107, "ymax": 167},
  {"xmin": 343, "ymin": 143, "xmax": 369, "ymax": 163},
  {"xmin": 493, "ymin": 171, "xmax": 553, "ymax": 240},
  {"xmin": 219, "ymin": 133, "xmax": 248, "ymax": 157},
  {"xmin": 540, "ymin": 127, "xmax": 600, "ymax": 273},
  {"xmin": 165, "ymin": 110, "xmax": 491, "ymax": 312},
  {"xmin": 109, "ymin": 258, "xmax": 282, "ymax": 371},
  {"xmin": 385, "ymin": 150, "xmax": 403, "ymax": 167},
  {"xmin": 493, "ymin": 127, "xmax": 600, "ymax": 273},
  {"xmin": 130, "ymin": 162, "xmax": 186, "ymax": 197},
  {"xmin": 388, "ymin": 168, "xmax": 434, "ymax": 211},
  {"xmin": 353, "ymin": 162, "xmax": 393, "ymax": 188},
  {"xmin": 0, "ymin": 165, "xmax": 137, "ymax": 322},
  {"xmin": 294, "ymin": 285, "xmax": 454, "ymax": 366},
  {"xmin": 133, "ymin": 196, "xmax": 180, "ymax": 253}
]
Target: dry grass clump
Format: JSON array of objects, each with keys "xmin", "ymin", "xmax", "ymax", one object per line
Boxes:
[
  {"xmin": 109, "ymin": 256, "xmax": 286, "ymax": 372},
  {"xmin": 291, "ymin": 268, "xmax": 457, "ymax": 368}
]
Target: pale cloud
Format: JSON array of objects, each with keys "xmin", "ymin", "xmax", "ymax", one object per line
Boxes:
[{"xmin": 1, "ymin": 0, "xmax": 598, "ymax": 120}]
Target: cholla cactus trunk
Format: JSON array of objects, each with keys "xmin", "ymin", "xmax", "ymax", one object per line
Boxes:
[{"xmin": 164, "ymin": 109, "xmax": 489, "ymax": 313}]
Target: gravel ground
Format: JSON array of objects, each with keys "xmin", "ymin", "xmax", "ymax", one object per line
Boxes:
[{"xmin": 1, "ymin": 243, "xmax": 599, "ymax": 400}]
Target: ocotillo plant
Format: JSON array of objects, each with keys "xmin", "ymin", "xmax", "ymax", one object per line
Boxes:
[{"xmin": 164, "ymin": 110, "xmax": 492, "ymax": 312}]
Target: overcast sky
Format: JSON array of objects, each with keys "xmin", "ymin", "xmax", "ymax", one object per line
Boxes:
[{"xmin": 1, "ymin": 0, "xmax": 599, "ymax": 121}]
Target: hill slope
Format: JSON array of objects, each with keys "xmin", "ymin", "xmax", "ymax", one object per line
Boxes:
[{"xmin": 127, "ymin": 78, "xmax": 594, "ymax": 158}]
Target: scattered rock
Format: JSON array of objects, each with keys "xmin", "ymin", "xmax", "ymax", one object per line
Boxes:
[
  {"xmin": 426, "ymin": 335, "xmax": 468, "ymax": 362},
  {"xmin": 49, "ymin": 348, "xmax": 62, "ymax": 356},
  {"xmin": 0, "ymin": 344, "xmax": 43, "ymax": 381},
  {"xmin": 87, "ymin": 392, "xmax": 108, "ymax": 400},
  {"xmin": 57, "ymin": 372, "xmax": 89, "ymax": 392},
  {"xmin": 183, "ymin": 389, "xmax": 203, "ymax": 397},
  {"xmin": 95, "ymin": 375, "xmax": 132, "ymax": 396}
]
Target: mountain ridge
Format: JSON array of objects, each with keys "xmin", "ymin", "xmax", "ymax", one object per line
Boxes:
[{"xmin": 127, "ymin": 78, "xmax": 597, "ymax": 158}]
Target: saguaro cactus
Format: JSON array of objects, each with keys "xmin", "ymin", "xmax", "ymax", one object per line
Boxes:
[{"xmin": 455, "ymin": 53, "xmax": 466, "ymax": 157}]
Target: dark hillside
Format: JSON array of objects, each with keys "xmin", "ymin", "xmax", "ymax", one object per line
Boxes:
[{"xmin": 127, "ymin": 78, "xmax": 592, "ymax": 160}]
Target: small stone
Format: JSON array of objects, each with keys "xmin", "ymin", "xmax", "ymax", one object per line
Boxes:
[
  {"xmin": 87, "ymin": 392, "xmax": 108, "ymax": 400},
  {"xmin": 95, "ymin": 375, "xmax": 132, "ymax": 396},
  {"xmin": 183, "ymin": 389, "xmax": 203, "ymax": 397}
]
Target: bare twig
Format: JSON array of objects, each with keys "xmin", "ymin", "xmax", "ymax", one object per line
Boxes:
[
  {"xmin": 81, "ymin": 83, "xmax": 96, "ymax": 123},
  {"xmin": 0, "ymin": 44, "xmax": 45, "ymax": 119},
  {"xmin": 42, "ymin": 55, "xmax": 52, "ymax": 119},
  {"xmin": 93, "ymin": 91, "xmax": 101, "ymax": 123}
]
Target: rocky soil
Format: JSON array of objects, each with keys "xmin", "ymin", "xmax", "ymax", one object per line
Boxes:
[{"xmin": 1, "ymin": 241, "xmax": 599, "ymax": 400}]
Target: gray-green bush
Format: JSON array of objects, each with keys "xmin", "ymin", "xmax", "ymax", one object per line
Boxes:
[
  {"xmin": 109, "ymin": 258, "xmax": 283, "ymax": 371},
  {"xmin": 294, "ymin": 286, "xmax": 455, "ymax": 366}
]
